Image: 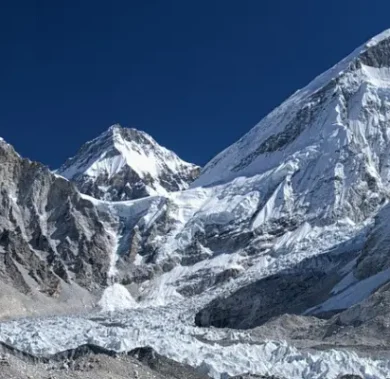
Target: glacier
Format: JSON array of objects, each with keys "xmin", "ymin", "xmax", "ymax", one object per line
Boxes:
[
  {"xmin": 1, "ymin": 303, "xmax": 390, "ymax": 379},
  {"xmin": 3, "ymin": 29, "xmax": 390, "ymax": 379}
]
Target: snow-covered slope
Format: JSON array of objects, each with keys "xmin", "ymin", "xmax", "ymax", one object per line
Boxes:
[
  {"xmin": 96, "ymin": 29, "xmax": 390, "ymax": 309},
  {"xmin": 57, "ymin": 124, "xmax": 200, "ymax": 201},
  {"xmin": 194, "ymin": 29, "xmax": 390, "ymax": 190},
  {"xmin": 4, "ymin": 29, "xmax": 390, "ymax": 379},
  {"xmin": 51, "ymin": 29, "xmax": 390, "ymax": 316}
]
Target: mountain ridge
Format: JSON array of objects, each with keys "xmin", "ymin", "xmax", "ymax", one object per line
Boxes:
[
  {"xmin": 3, "ymin": 29, "xmax": 390, "ymax": 378},
  {"xmin": 194, "ymin": 28, "xmax": 390, "ymax": 187}
]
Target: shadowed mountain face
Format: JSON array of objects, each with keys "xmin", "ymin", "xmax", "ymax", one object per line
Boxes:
[{"xmin": 0, "ymin": 138, "xmax": 116, "ymax": 298}]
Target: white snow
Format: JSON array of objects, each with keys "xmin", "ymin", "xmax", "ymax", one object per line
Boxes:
[
  {"xmin": 306, "ymin": 269, "xmax": 390, "ymax": 315},
  {"xmin": 0, "ymin": 307, "xmax": 390, "ymax": 379},
  {"xmin": 97, "ymin": 284, "xmax": 138, "ymax": 312},
  {"xmin": 366, "ymin": 29, "xmax": 390, "ymax": 47},
  {"xmin": 4, "ymin": 29, "xmax": 390, "ymax": 379},
  {"xmin": 192, "ymin": 29, "xmax": 390, "ymax": 190},
  {"xmin": 57, "ymin": 124, "xmax": 198, "ymax": 198}
]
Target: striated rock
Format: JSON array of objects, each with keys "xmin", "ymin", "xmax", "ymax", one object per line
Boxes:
[{"xmin": 0, "ymin": 138, "xmax": 115, "ymax": 303}]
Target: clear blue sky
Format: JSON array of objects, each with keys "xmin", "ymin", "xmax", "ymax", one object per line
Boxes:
[{"xmin": 1, "ymin": 1, "xmax": 389, "ymax": 167}]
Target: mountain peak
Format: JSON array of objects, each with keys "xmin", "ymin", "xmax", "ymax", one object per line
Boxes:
[
  {"xmin": 108, "ymin": 123, "xmax": 122, "ymax": 132},
  {"xmin": 0, "ymin": 136, "xmax": 21, "ymax": 159},
  {"xmin": 194, "ymin": 29, "xmax": 390, "ymax": 188},
  {"xmin": 57, "ymin": 125, "xmax": 200, "ymax": 201},
  {"xmin": 107, "ymin": 123, "xmax": 141, "ymax": 136},
  {"xmin": 365, "ymin": 28, "xmax": 390, "ymax": 47},
  {"xmin": 93, "ymin": 123, "xmax": 146, "ymax": 142},
  {"xmin": 96, "ymin": 124, "xmax": 165, "ymax": 153}
]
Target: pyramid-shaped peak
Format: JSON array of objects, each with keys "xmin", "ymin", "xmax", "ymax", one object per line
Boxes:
[
  {"xmin": 108, "ymin": 123, "xmax": 122, "ymax": 131},
  {"xmin": 57, "ymin": 124, "xmax": 199, "ymax": 201},
  {"xmin": 103, "ymin": 124, "xmax": 157, "ymax": 146},
  {"xmin": 107, "ymin": 123, "xmax": 145, "ymax": 135}
]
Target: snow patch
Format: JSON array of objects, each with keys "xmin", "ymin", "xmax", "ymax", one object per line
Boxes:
[
  {"xmin": 98, "ymin": 284, "xmax": 138, "ymax": 312},
  {"xmin": 306, "ymin": 269, "xmax": 390, "ymax": 314}
]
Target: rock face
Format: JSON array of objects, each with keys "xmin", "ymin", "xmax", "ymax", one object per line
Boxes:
[
  {"xmin": 354, "ymin": 203, "xmax": 390, "ymax": 280},
  {"xmin": 57, "ymin": 125, "xmax": 200, "ymax": 201},
  {"xmin": 195, "ymin": 267, "xmax": 340, "ymax": 329},
  {"xmin": 0, "ymin": 138, "xmax": 115, "ymax": 300}
]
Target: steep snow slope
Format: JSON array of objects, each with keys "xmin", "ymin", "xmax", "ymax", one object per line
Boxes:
[
  {"xmin": 4, "ymin": 30, "xmax": 390, "ymax": 379},
  {"xmin": 58, "ymin": 124, "xmax": 200, "ymax": 201},
  {"xmin": 49, "ymin": 30, "xmax": 390, "ymax": 318},
  {"xmin": 194, "ymin": 29, "xmax": 390, "ymax": 190},
  {"xmin": 76, "ymin": 30, "xmax": 390, "ymax": 316}
]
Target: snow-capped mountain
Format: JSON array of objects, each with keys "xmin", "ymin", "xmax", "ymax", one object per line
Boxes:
[
  {"xmin": 110, "ymin": 28, "xmax": 390, "ymax": 307},
  {"xmin": 57, "ymin": 124, "xmax": 200, "ymax": 201},
  {"xmin": 193, "ymin": 29, "xmax": 390, "ymax": 228},
  {"xmin": 3, "ymin": 30, "xmax": 390, "ymax": 379},
  {"xmin": 195, "ymin": 30, "xmax": 390, "ymax": 189}
]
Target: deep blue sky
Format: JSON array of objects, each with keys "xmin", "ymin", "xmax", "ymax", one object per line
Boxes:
[{"xmin": 1, "ymin": 1, "xmax": 389, "ymax": 168}]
